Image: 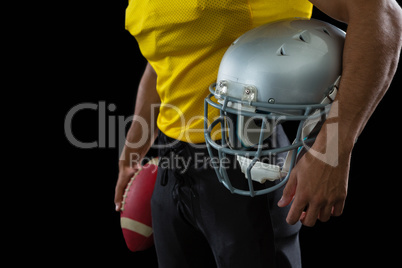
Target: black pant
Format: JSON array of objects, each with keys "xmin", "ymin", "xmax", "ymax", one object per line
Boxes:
[{"xmin": 151, "ymin": 131, "xmax": 302, "ymax": 268}]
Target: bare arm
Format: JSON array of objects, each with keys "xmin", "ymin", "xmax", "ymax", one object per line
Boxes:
[
  {"xmin": 278, "ymin": 0, "xmax": 402, "ymax": 226},
  {"xmin": 312, "ymin": 0, "xmax": 402, "ymax": 144},
  {"xmin": 114, "ymin": 62, "xmax": 160, "ymax": 211}
]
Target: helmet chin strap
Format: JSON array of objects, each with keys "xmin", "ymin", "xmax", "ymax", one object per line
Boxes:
[{"xmin": 236, "ymin": 76, "xmax": 340, "ymax": 184}]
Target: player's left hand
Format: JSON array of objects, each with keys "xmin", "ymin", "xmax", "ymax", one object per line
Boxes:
[{"xmin": 277, "ymin": 147, "xmax": 351, "ymax": 227}]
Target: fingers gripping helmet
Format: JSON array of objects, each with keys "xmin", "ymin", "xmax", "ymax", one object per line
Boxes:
[{"xmin": 204, "ymin": 19, "xmax": 345, "ymax": 196}]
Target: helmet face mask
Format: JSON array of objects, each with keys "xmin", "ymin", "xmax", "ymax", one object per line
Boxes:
[{"xmin": 204, "ymin": 19, "xmax": 345, "ymax": 196}]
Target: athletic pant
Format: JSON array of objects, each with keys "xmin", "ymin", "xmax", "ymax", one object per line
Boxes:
[{"xmin": 151, "ymin": 130, "xmax": 302, "ymax": 268}]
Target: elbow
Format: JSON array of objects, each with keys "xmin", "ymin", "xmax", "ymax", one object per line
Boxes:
[
  {"xmin": 380, "ymin": 1, "xmax": 402, "ymax": 62},
  {"xmin": 348, "ymin": 0, "xmax": 402, "ymax": 50},
  {"xmin": 390, "ymin": 2, "xmax": 402, "ymax": 49}
]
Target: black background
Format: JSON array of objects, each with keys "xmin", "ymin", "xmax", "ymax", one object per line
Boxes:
[{"xmin": 56, "ymin": 1, "xmax": 401, "ymax": 266}]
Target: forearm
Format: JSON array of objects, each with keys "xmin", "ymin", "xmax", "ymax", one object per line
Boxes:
[
  {"xmin": 120, "ymin": 63, "xmax": 160, "ymax": 165},
  {"xmin": 280, "ymin": 0, "xmax": 402, "ymax": 227},
  {"xmin": 115, "ymin": 63, "xmax": 160, "ymax": 210},
  {"xmin": 311, "ymin": 0, "xmax": 402, "ymax": 154}
]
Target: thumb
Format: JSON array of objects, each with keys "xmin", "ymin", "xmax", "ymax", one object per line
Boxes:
[
  {"xmin": 114, "ymin": 182, "xmax": 125, "ymax": 212},
  {"xmin": 114, "ymin": 165, "xmax": 139, "ymax": 211},
  {"xmin": 277, "ymin": 171, "xmax": 297, "ymax": 207}
]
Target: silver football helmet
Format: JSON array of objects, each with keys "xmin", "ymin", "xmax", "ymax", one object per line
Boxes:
[{"xmin": 204, "ymin": 19, "xmax": 345, "ymax": 196}]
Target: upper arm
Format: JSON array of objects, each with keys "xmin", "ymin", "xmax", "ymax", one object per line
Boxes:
[
  {"xmin": 145, "ymin": 62, "xmax": 157, "ymax": 77},
  {"xmin": 308, "ymin": 0, "xmax": 350, "ymax": 23},
  {"xmin": 135, "ymin": 62, "xmax": 160, "ymax": 116},
  {"xmin": 139, "ymin": 62, "xmax": 158, "ymax": 98},
  {"xmin": 308, "ymin": 0, "xmax": 402, "ymax": 24}
]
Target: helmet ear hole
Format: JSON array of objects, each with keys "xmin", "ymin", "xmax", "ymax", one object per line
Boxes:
[
  {"xmin": 253, "ymin": 118, "xmax": 263, "ymax": 127},
  {"xmin": 225, "ymin": 113, "xmax": 276, "ymax": 149},
  {"xmin": 281, "ymin": 121, "xmax": 299, "ymax": 142},
  {"xmin": 239, "ymin": 116, "xmax": 275, "ymax": 148}
]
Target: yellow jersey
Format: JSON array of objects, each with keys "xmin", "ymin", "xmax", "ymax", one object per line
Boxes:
[{"xmin": 126, "ymin": 0, "xmax": 313, "ymax": 143}]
